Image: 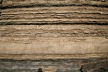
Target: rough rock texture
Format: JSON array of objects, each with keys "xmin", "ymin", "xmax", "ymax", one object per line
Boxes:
[
  {"xmin": 0, "ymin": 25, "xmax": 108, "ymax": 55},
  {"xmin": 0, "ymin": 58, "xmax": 108, "ymax": 72},
  {"xmin": 0, "ymin": 0, "xmax": 108, "ymax": 72},
  {"xmin": 0, "ymin": 0, "xmax": 108, "ymax": 24}
]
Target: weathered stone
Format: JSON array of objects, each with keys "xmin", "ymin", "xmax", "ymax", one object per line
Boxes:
[
  {"xmin": 0, "ymin": 0, "xmax": 108, "ymax": 72},
  {"xmin": 0, "ymin": 58, "xmax": 107, "ymax": 72}
]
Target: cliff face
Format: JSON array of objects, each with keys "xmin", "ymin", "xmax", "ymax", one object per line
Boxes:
[{"xmin": 0, "ymin": 0, "xmax": 108, "ymax": 72}]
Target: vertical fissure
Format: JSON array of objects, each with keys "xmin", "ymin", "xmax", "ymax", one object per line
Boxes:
[{"xmin": 38, "ymin": 68, "xmax": 43, "ymax": 72}]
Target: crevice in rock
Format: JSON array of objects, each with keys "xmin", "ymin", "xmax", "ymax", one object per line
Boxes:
[
  {"xmin": 38, "ymin": 68, "xmax": 43, "ymax": 72},
  {"xmin": 80, "ymin": 65, "xmax": 84, "ymax": 72},
  {"xmin": 0, "ymin": 22, "xmax": 108, "ymax": 25},
  {"xmin": 1, "ymin": 4, "xmax": 108, "ymax": 10}
]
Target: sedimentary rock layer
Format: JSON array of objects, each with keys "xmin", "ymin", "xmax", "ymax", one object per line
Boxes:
[
  {"xmin": 1, "ymin": 0, "xmax": 108, "ymax": 8},
  {"xmin": 0, "ymin": 58, "xmax": 108, "ymax": 72},
  {"xmin": 0, "ymin": 25, "xmax": 108, "ymax": 57},
  {"xmin": 0, "ymin": 0, "xmax": 108, "ymax": 60},
  {"xmin": 0, "ymin": 0, "xmax": 108, "ymax": 25}
]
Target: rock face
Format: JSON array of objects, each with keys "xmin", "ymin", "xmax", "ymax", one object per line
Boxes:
[
  {"xmin": 0, "ymin": 58, "xmax": 108, "ymax": 72},
  {"xmin": 0, "ymin": 0, "xmax": 108, "ymax": 72}
]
